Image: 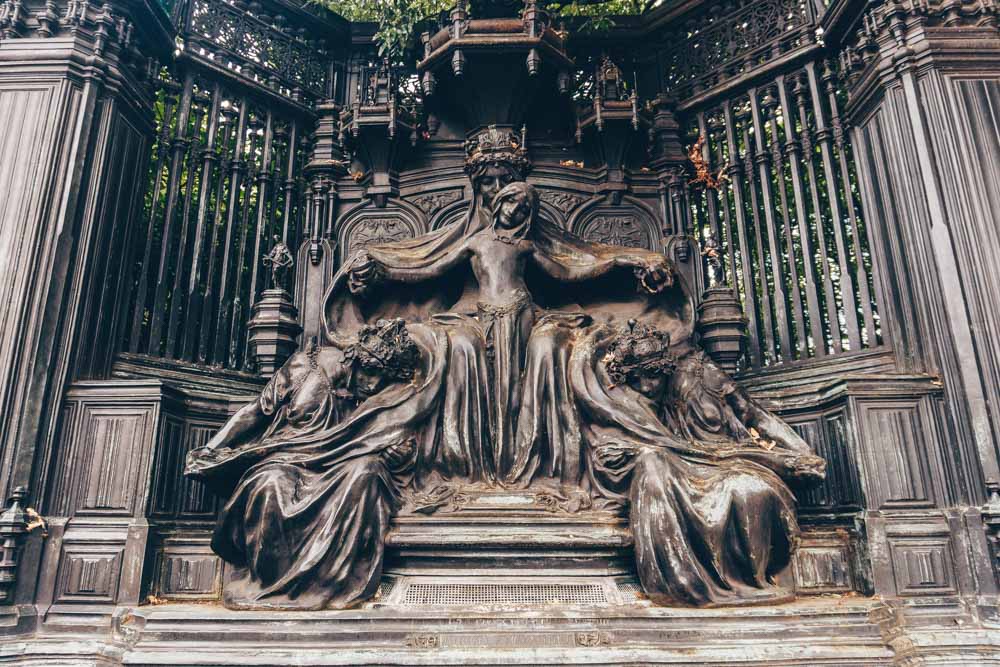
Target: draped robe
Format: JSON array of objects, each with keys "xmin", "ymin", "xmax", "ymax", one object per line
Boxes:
[
  {"xmin": 186, "ymin": 324, "xmax": 449, "ymax": 609},
  {"xmin": 568, "ymin": 325, "xmax": 823, "ymax": 606},
  {"xmin": 323, "ymin": 198, "xmax": 692, "ymax": 485}
]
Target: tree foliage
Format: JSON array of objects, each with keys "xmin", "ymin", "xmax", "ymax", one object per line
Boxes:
[{"xmin": 316, "ymin": 1, "xmax": 648, "ymax": 59}]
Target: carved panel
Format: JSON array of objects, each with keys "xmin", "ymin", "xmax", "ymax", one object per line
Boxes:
[
  {"xmin": 856, "ymin": 401, "xmax": 936, "ymax": 509},
  {"xmin": 72, "ymin": 111, "xmax": 151, "ymax": 379},
  {"xmin": 888, "ymin": 538, "xmax": 957, "ymax": 597},
  {"xmin": 574, "ymin": 211, "xmax": 654, "ymax": 250},
  {"xmin": 792, "ymin": 531, "xmax": 854, "ymax": 594},
  {"xmin": 431, "ymin": 204, "xmax": 469, "ymax": 230},
  {"xmin": 151, "ymin": 420, "xmax": 221, "ymax": 519},
  {"xmin": 160, "ymin": 554, "xmax": 219, "ymax": 597},
  {"xmin": 0, "ymin": 82, "xmax": 63, "ymax": 497},
  {"xmin": 61, "ymin": 405, "xmax": 156, "ymax": 516},
  {"xmin": 54, "ymin": 546, "xmax": 124, "ymax": 604},
  {"xmin": 409, "ymin": 189, "xmax": 463, "ymax": 216},
  {"xmin": 790, "ymin": 413, "xmax": 862, "ymax": 513},
  {"xmin": 539, "ymin": 189, "xmax": 587, "ymax": 215},
  {"xmin": 341, "ymin": 215, "xmax": 418, "ymax": 262},
  {"xmin": 48, "ymin": 382, "xmax": 181, "ymax": 518}
]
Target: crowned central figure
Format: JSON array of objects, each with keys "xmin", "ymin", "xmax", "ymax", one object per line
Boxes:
[
  {"xmin": 323, "ymin": 126, "xmax": 679, "ymax": 485},
  {"xmin": 189, "ymin": 125, "xmax": 824, "ymax": 611}
]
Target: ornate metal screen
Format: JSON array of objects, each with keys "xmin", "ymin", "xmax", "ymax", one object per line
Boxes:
[
  {"xmin": 123, "ymin": 76, "xmax": 311, "ymax": 372},
  {"xmin": 662, "ymin": 6, "xmax": 881, "ymax": 371}
]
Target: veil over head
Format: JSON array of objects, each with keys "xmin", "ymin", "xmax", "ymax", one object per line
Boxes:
[{"xmin": 323, "ymin": 132, "xmax": 695, "ymax": 349}]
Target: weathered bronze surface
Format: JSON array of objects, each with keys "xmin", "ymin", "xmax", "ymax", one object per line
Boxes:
[
  {"xmin": 187, "ymin": 126, "xmax": 825, "ymax": 610},
  {"xmin": 5, "ymin": 0, "xmax": 1000, "ymax": 662}
]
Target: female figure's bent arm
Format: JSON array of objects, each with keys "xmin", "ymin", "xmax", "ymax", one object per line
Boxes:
[{"xmin": 202, "ymin": 402, "xmax": 270, "ymax": 453}]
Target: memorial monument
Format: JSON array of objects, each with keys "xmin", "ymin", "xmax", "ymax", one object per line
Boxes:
[
  {"xmin": 186, "ymin": 130, "xmax": 826, "ymax": 611},
  {"xmin": 1, "ymin": 0, "xmax": 1000, "ymax": 663}
]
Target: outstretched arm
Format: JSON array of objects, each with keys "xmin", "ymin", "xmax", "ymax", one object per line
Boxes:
[
  {"xmin": 726, "ymin": 388, "xmax": 812, "ymax": 455},
  {"xmin": 196, "ymin": 358, "xmax": 298, "ymax": 454},
  {"xmin": 531, "ymin": 247, "xmax": 674, "ymax": 292},
  {"xmin": 201, "ymin": 402, "xmax": 270, "ymax": 453},
  {"xmin": 349, "ymin": 242, "xmax": 471, "ymax": 294}
]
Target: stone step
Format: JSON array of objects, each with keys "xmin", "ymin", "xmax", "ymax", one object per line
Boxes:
[
  {"xmin": 84, "ymin": 597, "xmax": 893, "ymax": 665},
  {"xmin": 385, "ymin": 489, "xmax": 633, "ymax": 576}
]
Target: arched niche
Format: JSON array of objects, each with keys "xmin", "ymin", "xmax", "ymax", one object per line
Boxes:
[
  {"xmin": 430, "ymin": 200, "xmax": 470, "ymax": 230},
  {"xmin": 337, "ymin": 199, "xmax": 426, "ymax": 264},
  {"xmin": 569, "ymin": 196, "xmax": 661, "ymax": 252}
]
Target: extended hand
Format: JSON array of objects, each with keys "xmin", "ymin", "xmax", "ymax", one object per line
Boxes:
[
  {"xmin": 634, "ymin": 256, "xmax": 674, "ymax": 294},
  {"xmin": 786, "ymin": 454, "xmax": 826, "ymax": 484},
  {"xmin": 190, "ymin": 441, "xmax": 231, "ymax": 462}
]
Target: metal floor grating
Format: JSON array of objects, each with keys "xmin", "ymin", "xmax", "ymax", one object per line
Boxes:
[
  {"xmin": 400, "ymin": 582, "xmax": 609, "ymax": 606},
  {"xmin": 616, "ymin": 580, "xmax": 642, "ymax": 595},
  {"xmin": 374, "ymin": 579, "xmax": 396, "ymax": 600}
]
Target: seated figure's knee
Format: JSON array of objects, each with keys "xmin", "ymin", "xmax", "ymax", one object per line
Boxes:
[{"xmin": 251, "ymin": 464, "xmax": 295, "ymax": 488}]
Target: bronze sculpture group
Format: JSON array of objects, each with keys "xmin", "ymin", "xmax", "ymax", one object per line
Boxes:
[{"xmin": 186, "ymin": 126, "xmax": 826, "ymax": 611}]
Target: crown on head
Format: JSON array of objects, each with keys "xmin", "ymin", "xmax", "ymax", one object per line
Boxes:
[
  {"xmin": 603, "ymin": 319, "xmax": 676, "ymax": 385},
  {"xmin": 348, "ymin": 318, "xmax": 420, "ymax": 382},
  {"xmin": 464, "ymin": 124, "xmax": 531, "ymax": 176}
]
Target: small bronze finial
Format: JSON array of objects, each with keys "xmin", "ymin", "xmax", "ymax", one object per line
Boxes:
[{"xmin": 262, "ymin": 235, "xmax": 294, "ymax": 290}]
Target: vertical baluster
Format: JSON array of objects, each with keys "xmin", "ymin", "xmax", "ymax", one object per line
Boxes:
[
  {"xmin": 824, "ymin": 61, "xmax": 877, "ymax": 345},
  {"xmin": 302, "ymin": 184, "xmax": 314, "ymax": 258},
  {"xmin": 696, "ymin": 112, "xmax": 723, "ymax": 243},
  {"xmin": 308, "ymin": 179, "xmax": 324, "ymax": 264},
  {"xmin": 806, "ymin": 61, "xmax": 861, "ymax": 351},
  {"xmin": 197, "ymin": 102, "xmax": 237, "ymax": 364},
  {"xmin": 129, "ymin": 80, "xmax": 178, "ymax": 352},
  {"xmin": 776, "ymin": 73, "xmax": 826, "ymax": 355},
  {"xmin": 247, "ymin": 111, "xmax": 275, "ymax": 310},
  {"xmin": 229, "ymin": 119, "xmax": 263, "ymax": 369},
  {"xmin": 740, "ymin": 101, "xmax": 779, "ymax": 363},
  {"xmin": 749, "ymin": 87, "xmax": 793, "ymax": 361},
  {"xmin": 685, "ymin": 179, "xmax": 707, "ymax": 295},
  {"xmin": 281, "ymin": 122, "xmax": 298, "ymax": 246},
  {"xmin": 723, "ymin": 100, "xmax": 763, "ymax": 368},
  {"xmin": 658, "ymin": 179, "xmax": 671, "ymax": 239},
  {"xmin": 147, "ymin": 72, "xmax": 195, "ymax": 355},
  {"xmin": 794, "ymin": 74, "xmax": 842, "ymax": 354},
  {"xmin": 268, "ymin": 125, "xmax": 287, "ymax": 275},
  {"xmin": 764, "ymin": 87, "xmax": 808, "ymax": 357},
  {"xmin": 710, "ymin": 116, "xmax": 738, "ymax": 287},
  {"xmin": 213, "ymin": 98, "xmax": 250, "ymax": 365},
  {"xmin": 324, "ymin": 180, "xmax": 336, "ymax": 240},
  {"xmin": 164, "ymin": 95, "xmax": 208, "ymax": 357},
  {"xmin": 180, "ymin": 83, "xmax": 222, "ymax": 361},
  {"xmin": 668, "ymin": 169, "xmax": 688, "ymax": 238}
]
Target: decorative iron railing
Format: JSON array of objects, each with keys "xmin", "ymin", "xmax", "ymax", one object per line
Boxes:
[
  {"xmin": 657, "ymin": 0, "xmax": 825, "ymax": 100},
  {"xmin": 123, "ymin": 69, "xmax": 311, "ymax": 372},
  {"xmin": 175, "ymin": 0, "xmax": 337, "ymax": 104},
  {"xmin": 682, "ymin": 60, "xmax": 881, "ymax": 370}
]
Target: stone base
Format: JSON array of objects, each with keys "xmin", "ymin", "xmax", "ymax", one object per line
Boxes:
[
  {"xmin": 3, "ymin": 596, "xmax": 1000, "ymax": 665},
  {"xmin": 387, "ymin": 487, "xmax": 632, "ymax": 577}
]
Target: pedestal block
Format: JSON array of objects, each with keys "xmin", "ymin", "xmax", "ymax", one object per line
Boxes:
[
  {"xmin": 696, "ymin": 285, "xmax": 747, "ymax": 376},
  {"xmin": 247, "ymin": 289, "xmax": 302, "ymax": 376}
]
